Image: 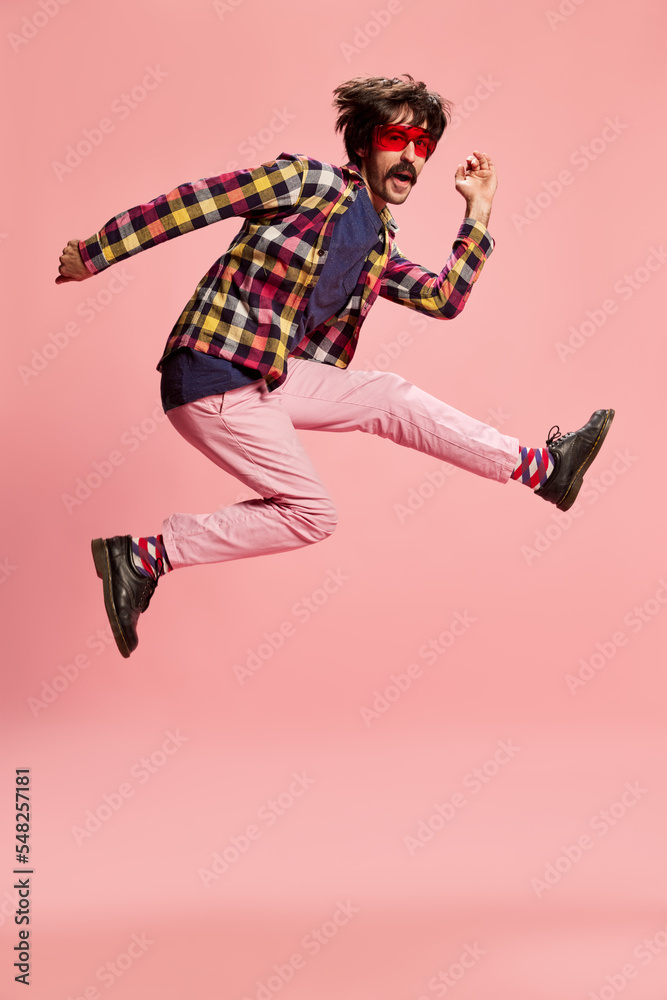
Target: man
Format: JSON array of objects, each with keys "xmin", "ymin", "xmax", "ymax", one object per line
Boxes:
[{"xmin": 56, "ymin": 74, "xmax": 614, "ymax": 659}]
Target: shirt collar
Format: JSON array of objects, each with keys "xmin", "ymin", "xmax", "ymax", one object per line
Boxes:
[{"xmin": 343, "ymin": 161, "xmax": 399, "ymax": 235}]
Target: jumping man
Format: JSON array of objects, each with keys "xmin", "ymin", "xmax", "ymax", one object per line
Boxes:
[{"xmin": 56, "ymin": 75, "xmax": 614, "ymax": 658}]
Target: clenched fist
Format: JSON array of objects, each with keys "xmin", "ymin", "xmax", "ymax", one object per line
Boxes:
[
  {"xmin": 56, "ymin": 239, "xmax": 90, "ymax": 284},
  {"xmin": 453, "ymin": 149, "xmax": 496, "ymax": 228}
]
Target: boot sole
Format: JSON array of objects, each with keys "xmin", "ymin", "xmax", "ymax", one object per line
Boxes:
[
  {"xmin": 557, "ymin": 409, "xmax": 615, "ymax": 511},
  {"xmin": 91, "ymin": 538, "xmax": 132, "ymax": 659}
]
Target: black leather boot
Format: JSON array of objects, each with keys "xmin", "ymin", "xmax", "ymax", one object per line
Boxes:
[
  {"xmin": 91, "ymin": 536, "xmax": 158, "ymax": 658},
  {"xmin": 535, "ymin": 409, "xmax": 615, "ymax": 511}
]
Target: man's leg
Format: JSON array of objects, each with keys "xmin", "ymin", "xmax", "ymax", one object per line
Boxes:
[
  {"xmin": 280, "ymin": 358, "xmax": 519, "ymax": 480},
  {"xmin": 93, "ymin": 377, "xmax": 337, "ymax": 657},
  {"xmin": 279, "ymin": 358, "xmax": 613, "ymax": 509},
  {"xmin": 161, "ymin": 379, "xmax": 337, "ymax": 567}
]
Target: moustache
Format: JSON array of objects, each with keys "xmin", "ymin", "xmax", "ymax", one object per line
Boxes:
[{"xmin": 387, "ymin": 165, "xmax": 416, "ymax": 183}]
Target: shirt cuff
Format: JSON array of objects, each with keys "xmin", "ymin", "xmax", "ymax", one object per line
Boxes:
[
  {"xmin": 79, "ymin": 235, "xmax": 111, "ymax": 274},
  {"xmin": 454, "ymin": 219, "xmax": 495, "ymax": 257}
]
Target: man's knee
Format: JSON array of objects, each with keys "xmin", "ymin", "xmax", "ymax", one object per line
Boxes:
[
  {"xmin": 273, "ymin": 497, "xmax": 337, "ymax": 544},
  {"xmin": 308, "ymin": 503, "xmax": 338, "ymax": 543},
  {"xmin": 364, "ymin": 368, "xmax": 416, "ymax": 408},
  {"xmin": 366, "ymin": 369, "xmax": 408, "ymax": 390}
]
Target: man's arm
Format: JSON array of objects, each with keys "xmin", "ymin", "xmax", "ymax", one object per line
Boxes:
[
  {"xmin": 55, "ymin": 154, "xmax": 307, "ymax": 284},
  {"xmin": 380, "ymin": 220, "xmax": 494, "ymax": 318},
  {"xmin": 379, "ymin": 149, "xmax": 497, "ymax": 318}
]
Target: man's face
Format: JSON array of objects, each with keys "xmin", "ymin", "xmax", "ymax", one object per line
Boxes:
[{"xmin": 357, "ymin": 113, "xmax": 431, "ymax": 212}]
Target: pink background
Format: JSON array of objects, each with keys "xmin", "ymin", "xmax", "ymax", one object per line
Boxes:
[{"xmin": 2, "ymin": 0, "xmax": 666, "ymax": 997}]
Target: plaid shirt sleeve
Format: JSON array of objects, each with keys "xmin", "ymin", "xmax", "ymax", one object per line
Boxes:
[
  {"xmin": 379, "ymin": 218, "xmax": 495, "ymax": 319},
  {"xmin": 78, "ymin": 155, "xmax": 307, "ymax": 274}
]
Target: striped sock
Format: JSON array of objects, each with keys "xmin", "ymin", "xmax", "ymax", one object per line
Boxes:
[
  {"xmin": 511, "ymin": 446, "xmax": 555, "ymax": 491},
  {"xmin": 131, "ymin": 535, "xmax": 173, "ymax": 580}
]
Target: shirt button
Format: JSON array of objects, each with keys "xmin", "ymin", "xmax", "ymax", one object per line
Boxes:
[
  {"xmin": 346, "ymin": 195, "xmax": 353, "ymax": 202},
  {"xmin": 318, "ymin": 249, "xmax": 326, "ymax": 256}
]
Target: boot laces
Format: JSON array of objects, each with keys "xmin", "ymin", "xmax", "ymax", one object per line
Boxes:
[
  {"xmin": 138, "ymin": 574, "xmax": 158, "ymax": 612},
  {"xmin": 546, "ymin": 424, "xmax": 574, "ymax": 448}
]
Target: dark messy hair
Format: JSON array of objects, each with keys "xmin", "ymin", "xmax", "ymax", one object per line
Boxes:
[{"xmin": 332, "ymin": 74, "xmax": 451, "ymax": 167}]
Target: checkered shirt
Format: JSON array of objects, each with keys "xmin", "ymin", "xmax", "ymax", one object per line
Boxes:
[{"xmin": 79, "ymin": 152, "xmax": 495, "ymax": 390}]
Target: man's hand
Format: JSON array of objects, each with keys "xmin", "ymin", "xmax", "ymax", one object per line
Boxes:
[
  {"xmin": 454, "ymin": 149, "xmax": 497, "ymax": 228},
  {"xmin": 56, "ymin": 239, "xmax": 91, "ymax": 284}
]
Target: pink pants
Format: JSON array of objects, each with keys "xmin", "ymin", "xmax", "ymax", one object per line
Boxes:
[{"xmin": 160, "ymin": 358, "xmax": 519, "ymax": 569}]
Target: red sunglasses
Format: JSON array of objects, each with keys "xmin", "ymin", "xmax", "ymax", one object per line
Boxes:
[{"xmin": 372, "ymin": 124, "xmax": 437, "ymax": 160}]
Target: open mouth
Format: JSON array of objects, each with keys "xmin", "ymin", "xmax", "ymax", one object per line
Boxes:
[{"xmin": 390, "ymin": 171, "xmax": 413, "ymax": 186}]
